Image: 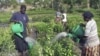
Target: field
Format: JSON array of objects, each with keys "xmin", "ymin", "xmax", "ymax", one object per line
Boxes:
[{"xmin": 0, "ymin": 8, "xmax": 100, "ymax": 56}]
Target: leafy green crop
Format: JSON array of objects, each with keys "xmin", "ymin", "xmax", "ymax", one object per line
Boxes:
[
  {"xmin": 0, "ymin": 9, "xmax": 100, "ymax": 56},
  {"xmin": 0, "ymin": 27, "xmax": 16, "ymax": 56}
]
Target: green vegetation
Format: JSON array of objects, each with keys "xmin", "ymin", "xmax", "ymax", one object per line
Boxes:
[
  {"xmin": 0, "ymin": 5, "xmax": 100, "ymax": 56},
  {"xmin": 0, "ymin": 27, "xmax": 15, "ymax": 56},
  {"xmin": 0, "ymin": 12, "xmax": 11, "ymax": 23},
  {"xmin": 0, "ymin": 0, "xmax": 100, "ymax": 56}
]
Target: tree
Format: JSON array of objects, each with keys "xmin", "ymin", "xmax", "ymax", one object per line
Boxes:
[
  {"xmin": 0, "ymin": 0, "xmax": 17, "ymax": 8},
  {"xmin": 23, "ymin": 0, "xmax": 100, "ymax": 10},
  {"xmin": 87, "ymin": 0, "xmax": 90, "ymax": 9},
  {"xmin": 25, "ymin": 0, "xmax": 32, "ymax": 4},
  {"xmin": 90, "ymin": 0, "xmax": 100, "ymax": 9}
]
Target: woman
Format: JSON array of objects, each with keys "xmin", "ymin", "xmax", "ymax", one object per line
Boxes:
[
  {"xmin": 81, "ymin": 11, "xmax": 100, "ymax": 56},
  {"xmin": 61, "ymin": 10, "xmax": 67, "ymax": 31},
  {"xmin": 55, "ymin": 9, "xmax": 62, "ymax": 23},
  {"xmin": 10, "ymin": 5, "xmax": 30, "ymax": 56}
]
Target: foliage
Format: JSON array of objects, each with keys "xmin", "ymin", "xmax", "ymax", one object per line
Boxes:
[
  {"xmin": 0, "ymin": 8, "xmax": 100, "ymax": 56},
  {"xmin": 53, "ymin": 23, "xmax": 63, "ymax": 33},
  {"xmin": 0, "ymin": 0, "xmax": 17, "ymax": 8},
  {"xmin": 90, "ymin": 0, "xmax": 100, "ymax": 9},
  {"xmin": 0, "ymin": 27, "xmax": 16, "ymax": 56},
  {"xmin": 25, "ymin": 0, "xmax": 34, "ymax": 4},
  {"xmin": 27, "ymin": 9, "xmax": 55, "ymax": 15},
  {"xmin": 0, "ymin": 12, "xmax": 11, "ymax": 23}
]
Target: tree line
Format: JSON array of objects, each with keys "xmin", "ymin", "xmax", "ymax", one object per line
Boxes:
[{"xmin": 0, "ymin": 0, "xmax": 100, "ymax": 10}]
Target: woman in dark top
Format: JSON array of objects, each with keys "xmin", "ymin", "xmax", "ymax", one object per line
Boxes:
[{"xmin": 10, "ymin": 5, "xmax": 30, "ymax": 56}]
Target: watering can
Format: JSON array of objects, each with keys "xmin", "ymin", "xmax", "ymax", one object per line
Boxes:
[
  {"xmin": 11, "ymin": 22, "xmax": 34, "ymax": 49},
  {"xmin": 67, "ymin": 24, "xmax": 85, "ymax": 43},
  {"xmin": 25, "ymin": 37, "xmax": 34, "ymax": 49},
  {"xmin": 11, "ymin": 21, "xmax": 24, "ymax": 38}
]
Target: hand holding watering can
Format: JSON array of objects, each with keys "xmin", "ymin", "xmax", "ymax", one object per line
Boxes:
[{"xmin": 11, "ymin": 21, "xmax": 34, "ymax": 49}]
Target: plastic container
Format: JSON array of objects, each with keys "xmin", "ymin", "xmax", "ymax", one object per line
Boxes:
[
  {"xmin": 25, "ymin": 37, "xmax": 34, "ymax": 49},
  {"xmin": 71, "ymin": 25, "xmax": 84, "ymax": 37},
  {"xmin": 68, "ymin": 24, "xmax": 84, "ymax": 43},
  {"xmin": 11, "ymin": 22, "xmax": 23, "ymax": 38}
]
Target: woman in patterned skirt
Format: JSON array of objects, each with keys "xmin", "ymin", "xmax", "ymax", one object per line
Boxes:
[{"xmin": 81, "ymin": 11, "xmax": 100, "ymax": 56}]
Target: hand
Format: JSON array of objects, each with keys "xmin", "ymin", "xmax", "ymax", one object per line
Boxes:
[
  {"xmin": 80, "ymin": 23, "xmax": 85, "ymax": 27},
  {"xmin": 79, "ymin": 36, "xmax": 87, "ymax": 44},
  {"xmin": 14, "ymin": 20, "xmax": 20, "ymax": 23}
]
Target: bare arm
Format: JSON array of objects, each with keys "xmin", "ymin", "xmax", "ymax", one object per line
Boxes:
[{"xmin": 26, "ymin": 23, "xmax": 31, "ymax": 36}]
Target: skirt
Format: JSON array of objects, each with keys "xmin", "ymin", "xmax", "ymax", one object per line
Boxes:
[
  {"xmin": 12, "ymin": 34, "xmax": 29, "ymax": 53},
  {"xmin": 81, "ymin": 45, "xmax": 100, "ymax": 56}
]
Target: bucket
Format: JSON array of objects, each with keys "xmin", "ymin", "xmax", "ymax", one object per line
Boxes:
[
  {"xmin": 11, "ymin": 22, "xmax": 23, "ymax": 38},
  {"xmin": 71, "ymin": 24, "xmax": 84, "ymax": 37},
  {"xmin": 68, "ymin": 24, "xmax": 85, "ymax": 43},
  {"xmin": 11, "ymin": 22, "xmax": 34, "ymax": 49}
]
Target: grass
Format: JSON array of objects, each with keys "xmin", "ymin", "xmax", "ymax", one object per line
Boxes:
[
  {"xmin": 0, "ymin": 8, "xmax": 55, "ymax": 23},
  {"xmin": 27, "ymin": 8, "xmax": 55, "ymax": 15},
  {"xmin": 0, "ymin": 12, "xmax": 11, "ymax": 23},
  {"xmin": 0, "ymin": 8, "xmax": 99, "ymax": 36}
]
